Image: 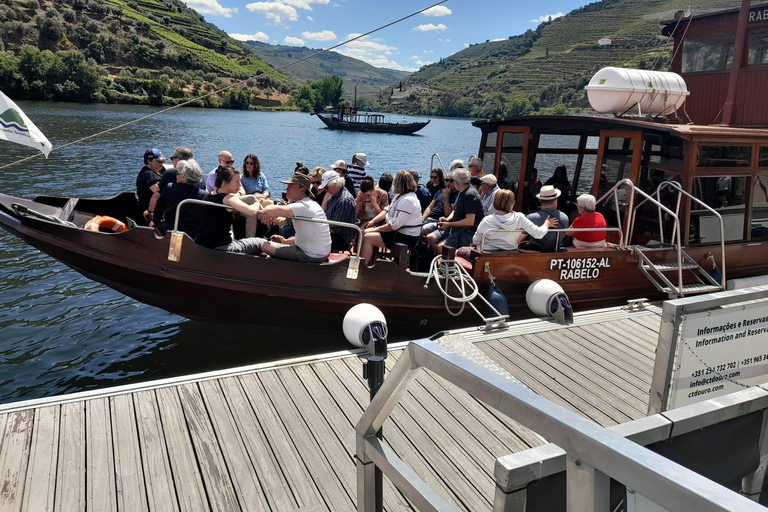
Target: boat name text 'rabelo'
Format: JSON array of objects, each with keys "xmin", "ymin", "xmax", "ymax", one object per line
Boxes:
[{"xmin": 548, "ymin": 257, "xmax": 613, "ymax": 280}]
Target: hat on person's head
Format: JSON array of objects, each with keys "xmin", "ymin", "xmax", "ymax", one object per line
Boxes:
[
  {"xmin": 180, "ymin": 164, "xmax": 202, "ymax": 184},
  {"xmin": 318, "ymin": 170, "xmax": 340, "ymax": 190},
  {"xmin": 537, "ymin": 185, "xmax": 561, "ymax": 201},
  {"xmin": 480, "ymin": 174, "xmax": 497, "ymax": 186},
  {"xmin": 280, "ymin": 172, "xmax": 315, "ymax": 199},
  {"xmin": 144, "ymin": 148, "xmax": 165, "ymax": 162},
  {"xmin": 330, "ymin": 159, "xmax": 348, "ymax": 172},
  {"xmin": 353, "ymin": 153, "xmax": 368, "ymax": 166}
]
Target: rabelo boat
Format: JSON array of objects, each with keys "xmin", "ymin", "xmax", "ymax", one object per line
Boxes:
[{"xmin": 1, "ymin": 2, "xmax": 768, "ymax": 339}]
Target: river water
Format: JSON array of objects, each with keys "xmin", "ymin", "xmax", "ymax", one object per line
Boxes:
[{"xmin": 0, "ymin": 102, "xmax": 479, "ymax": 404}]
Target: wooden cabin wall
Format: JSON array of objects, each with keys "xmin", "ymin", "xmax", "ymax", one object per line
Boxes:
[
  {"xmin": 735, "ymin": 68, "xmax": 768, "ymax": 126},
  {"xmin": 682, "ymin": 73, "xmax": 730, "ymax": 124}
]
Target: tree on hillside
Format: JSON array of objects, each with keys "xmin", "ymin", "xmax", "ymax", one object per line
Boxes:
[{"xmin": 315, "ymin": 75, "xmax": 343, "ymax": 110}]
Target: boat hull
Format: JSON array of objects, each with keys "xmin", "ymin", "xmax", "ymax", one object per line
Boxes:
[{"xmin": 2, "ymin": 192, "xmax": 767, "ymax": 340}]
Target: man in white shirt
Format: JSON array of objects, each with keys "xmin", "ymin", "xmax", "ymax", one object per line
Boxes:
[{"xmin": 257, "ymin": 173, "xmax": 332, "ymax": 263}]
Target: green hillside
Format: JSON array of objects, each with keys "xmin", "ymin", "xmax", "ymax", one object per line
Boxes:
[
  {"xmin": 0, "ymin": 0, "xmax": 291, "ymax": 108},
  {"xmin": 246, "ymin": 41, "xmax": 409, "ymax": 99},
  {"xmin": 382, "ymin": 0, "xmax": 743, "ymax": 117}
]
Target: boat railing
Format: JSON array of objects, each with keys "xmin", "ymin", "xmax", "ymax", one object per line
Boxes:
[
  {"xmin": 430, "ymin": 153, "xmax": 446, "ymax": 174},
  {"xmin": 655, "ymin": 180, "xmax": 726, "ymax": 285},
  {"xmin": 171, "ymin": 198, "xmax": 364, "ymax": 254},
  {"xmin": 478, "ymin": 226, "xmax": 624, "ymax": 252},
  {"xmin": 600, "ymin": 179, "xmax": 683, "ymax": 281},
  {"xmin": 355, "ymin": 340, "xmax": 764, "ymax": 512}
]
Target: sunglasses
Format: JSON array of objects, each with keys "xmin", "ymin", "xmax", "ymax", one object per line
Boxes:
[
  {"xmin": 223, "ymin": 159, "xmax": 234, "ymax": 165},
  {"xmin": 245, "ymin": 161, "xmax": 254, "ymax": 165},
  {"xmin": 445, "ymin": 179, "xmax": 454, "ymax": 183},
  {"xmin": 431, "ymin": 175, "xmax": 439, "ymax": 179}
]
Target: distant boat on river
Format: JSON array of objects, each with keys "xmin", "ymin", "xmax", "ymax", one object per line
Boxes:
[{"xmin": 312, "ymin": 104, "xmax": 429, "ymax": 135}]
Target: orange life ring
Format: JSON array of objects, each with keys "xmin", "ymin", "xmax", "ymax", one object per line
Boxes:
[{"xmin": 84, "ymin": 215, "xmax": 128, "ymax": 233}]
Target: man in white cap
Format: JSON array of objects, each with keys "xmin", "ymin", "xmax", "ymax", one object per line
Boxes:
[
  {"xmin": 520, "ymin": 184, "xmax": 569, "ymax": 251},
  {"xmin": 480, "ymin": 174, "xmax": 500, "ymax": 215},
  {"xmin": 331, "ymin": 159, "xmax": 356, "ymax": 197},
  {"xmin": 347, "ymin": 152, "xmax": 368, "ymax": 195}
]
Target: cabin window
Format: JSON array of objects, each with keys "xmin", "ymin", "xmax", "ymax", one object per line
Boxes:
[
  {"xmin": 760, "ymin": 147, "xmax": 768, "ymax": 167},
  {"xmin": 697, "ymin": 145, "xmax": 751, "ymax": 167},
  {"xmin": 682, "ymin": 36, "xmax": 734, "ymax": 72},
  {"xmin": 690, "ymin": 176, "xmax": 748, "ymax": 244},
  {"xmin": 747, "ymin": 29, "xmax": 768, "ymax": 65},
  {"xmin": 485, "ymin": 132, "xmax": 497, "ymax": 148},
  {"xmin": 497, "ymin": 131, "xmax": 525, "ymax": 193},
  {"xmin": 648, "ymin": 139, "xmax": 685, "ymax": 168},
  {"xmin": 597, "ymin": 136, "xmax": 635, "ymax": 198},
  {"xmin": 533, "ymin": 135, "xmax": 598, "ymax": 199},
  {"xmin": 751, "ymin": 177, "xmax": 768, "ymax": 240}
]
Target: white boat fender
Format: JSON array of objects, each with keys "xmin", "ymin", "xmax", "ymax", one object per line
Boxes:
[{"xmin": 525, "ymin": 279, "xmax": 573, "ymax": 325}]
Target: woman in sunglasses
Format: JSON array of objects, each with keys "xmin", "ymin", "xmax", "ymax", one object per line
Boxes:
[
  {"xmin": 427, "ymin": 168, "xmax": 445, "ymax": 199},
  {"xmin": 239, "ymin": 153, "xmax": 270, "ymax": 237},
  {"xmin": 241, "ymin": 154, "xmax": 270, "ymax": 200}
]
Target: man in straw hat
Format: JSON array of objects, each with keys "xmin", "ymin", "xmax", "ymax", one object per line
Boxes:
[
  {"xmin": 256, "ymin": 173, "xmax": 332, "ymax": 263},
  {"xmin": 519, "ymin": 184, "xmax": 570, "ymax": 251}
]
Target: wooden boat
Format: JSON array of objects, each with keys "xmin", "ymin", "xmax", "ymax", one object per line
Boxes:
[
  {"xmin": 2, "ymin": 111, "xmax": 768, "ymax": 339},
  {"xmin": 2, "ymin": 2, "xmax": 767, "ymax": 339},
  {"xmin": 312, "ymin": 105, "xmax": 429, "ymax": 134}
]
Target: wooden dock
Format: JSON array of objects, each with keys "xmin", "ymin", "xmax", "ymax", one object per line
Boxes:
[{"xmin": 0, "ymin": 305, "xmax": 662, "ymax": 511}]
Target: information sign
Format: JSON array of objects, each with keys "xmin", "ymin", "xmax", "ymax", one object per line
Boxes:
[{"xmin": 669, "ymin": 301, "xmax": 768, "ymax": 409}]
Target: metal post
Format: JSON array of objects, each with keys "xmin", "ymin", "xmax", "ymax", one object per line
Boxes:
[
  {"xmin": 363, "ymin": 356, "xmax": 385, "ymax": 512},
  {"xmin": 566, "ymin": 455, "xmax": 610, "ymax": 512}
]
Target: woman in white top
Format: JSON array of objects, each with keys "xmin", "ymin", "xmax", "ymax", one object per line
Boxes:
[
  {"xmin": 472, "ymin": 189, "xmax": 557, "ymax": 252},
  {"xmin": 360, "ymin": 170, "xmax": 422, "ymax": 266}
]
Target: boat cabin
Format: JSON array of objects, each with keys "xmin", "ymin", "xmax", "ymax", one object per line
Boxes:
[
  {"xmin": 472, "ymin": 115, "xmax": 768, "ymax": 248},
  {"xmin": 662, "ymin": 2, "xmax": 768, "ymax": 126}
]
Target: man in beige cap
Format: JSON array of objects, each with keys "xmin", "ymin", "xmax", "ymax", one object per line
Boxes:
[
  {"xmin": 520, "ymin": 185, "xmax": 569, "ymax": 251},
  {"xmin": 256, "ymin": 173, "xmax": 332, "ymax": 262}
]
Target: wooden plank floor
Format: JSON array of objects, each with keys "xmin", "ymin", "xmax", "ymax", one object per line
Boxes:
[{"xmin": 0, "ymin": 307, "xmax": 662, "ymax": 511}]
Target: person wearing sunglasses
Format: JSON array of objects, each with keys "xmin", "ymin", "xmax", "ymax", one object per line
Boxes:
[
  {"xmin": 427, "ymin": 168, "xmax": 445, "ymax": 198},
  {"xmin": 205, "ymin": 150, "xmax": 235, "ymax": 193},
  {"xmin": 136, "ymin": 148, "xmax": 166, "ymax": 226}
]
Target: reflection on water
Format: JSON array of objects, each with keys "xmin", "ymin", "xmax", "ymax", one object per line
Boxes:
[{"xmin": 0, "ymin": 102, "xmax": 478, "ymax": 403}]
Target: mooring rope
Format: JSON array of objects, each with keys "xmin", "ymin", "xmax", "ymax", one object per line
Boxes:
[{"xmin": 0, "ymin": 0, "xmax": 449, "ymax": 171}]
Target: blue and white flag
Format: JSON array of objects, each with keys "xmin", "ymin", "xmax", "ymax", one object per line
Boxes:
[{"xmin": 0, "ymin": 90, "xmax": 52, "ymax": 158}]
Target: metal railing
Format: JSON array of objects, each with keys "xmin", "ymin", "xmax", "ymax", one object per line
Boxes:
[
  {"xmin": 477, "ymin": 226, "xmax": 624, "ymax": 252},
  {"xmin": 598, "ymin": 179, "xmax": 688, "ymax": 291},
  {"xmin": 171, "ymin": 197, "xmax": 364, "ymax": 253},
  {"xmin": 430, "ymin": 153, "xmax": 446, "ymax": 175},
  {"xmin": 355, "ymin": 340, "xmax": 766, "ymax": 511}
]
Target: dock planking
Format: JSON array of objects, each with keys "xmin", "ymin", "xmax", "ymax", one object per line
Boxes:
[{"xmin": 0, "ymin": 306, "xmax": 662, "ymax": 511}]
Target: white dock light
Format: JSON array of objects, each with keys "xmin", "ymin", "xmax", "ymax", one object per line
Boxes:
[
  {"xmin": 526, "ymin": 279, "xmax": 573, "ymax": 325},
  {"xmin": 343, "ymin": 303, "xmax": 388, "ymax": 357}
]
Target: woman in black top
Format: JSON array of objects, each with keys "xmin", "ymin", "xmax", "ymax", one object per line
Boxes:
[
  {"xmin": 195, "ymin": 166, "xmax": 264, "ymax": 254},
  {"xmin": 426, "ymin": 168, "xmax": 445, "ymax": 198}
]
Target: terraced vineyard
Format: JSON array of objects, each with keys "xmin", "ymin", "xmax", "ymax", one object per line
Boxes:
[{"xmin": 389, "ymin": 0, "xmax": 743, "ymax": 116}]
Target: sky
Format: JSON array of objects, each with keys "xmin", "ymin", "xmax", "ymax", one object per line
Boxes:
[{"xmin": 182, "ymin": 0, "xmax": 594, "ymax": 72}]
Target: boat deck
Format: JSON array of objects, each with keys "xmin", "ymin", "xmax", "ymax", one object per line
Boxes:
[{"xmin": 0, "ymin": 305, "xmax": 662, "ymax": 511}]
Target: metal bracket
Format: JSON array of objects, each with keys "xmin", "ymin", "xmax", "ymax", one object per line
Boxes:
[{"xmin": 625, "ymin": 298, "xmax": 648, "ymax": 311}]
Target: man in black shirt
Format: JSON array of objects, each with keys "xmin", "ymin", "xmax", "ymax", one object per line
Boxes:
[
  {"xmin": 426, "ymin": 169, "xmax": 484, "ymax": 253},
  {"xmin": 136, "ymin": 148, "xmax": 166, "ymax": 225}
]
